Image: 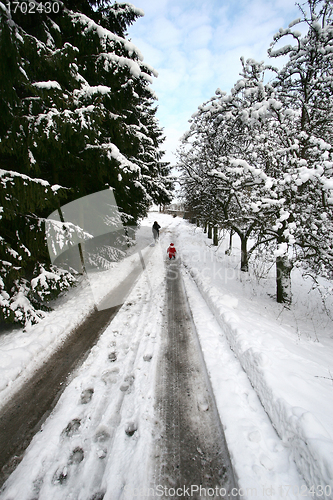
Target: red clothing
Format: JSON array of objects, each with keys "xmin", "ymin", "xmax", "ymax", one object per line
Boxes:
[{"xmin": 167, "ymin": 245, "xmax": 176, "ymax": 258}]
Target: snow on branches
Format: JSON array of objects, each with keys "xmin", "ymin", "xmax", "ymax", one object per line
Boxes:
[
  {"xmin": 178, "ymin": 1, "xmax": 333, "ymax": 304},
  {"xmin": 0, "ymin": 0, "xmax": 172, "ymax": 326}
]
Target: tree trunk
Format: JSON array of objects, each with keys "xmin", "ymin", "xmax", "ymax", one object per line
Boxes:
[
  {"xmin": 225, "ymin": 229, "xmax": 233, "ymax": 255},
  {"xmin": 230, "ymin": 230, "xmax": 233, "ymax": 252},
  {"xmin": 78, "ymin": 242, "xmax": 87, "ymax": 274},
  {"xmin": 276, "ymin": 255, "xmax": 292, "ymax": 304},
  {"xmin": 240, "ymin": 236, "xmax": 248, "ymax": 272},
  {"xmin": 204, "ymin": 222, "xmax": 207, "ymax": 234},
  {"xmin": 208, "ymin": 223, "xmax": 212, "ymax": 239},
  {"xmin": 213, "ymin": 226, "xmax": 218, "ymax": 246}
]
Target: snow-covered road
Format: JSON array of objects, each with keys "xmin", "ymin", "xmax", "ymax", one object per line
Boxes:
[
  {"xmin": 153, "ymin": 251, "xmax": 237, "ymax": 497},
  {"xmin": 0, "ymin": 213, "xmax": 332, "ymax": 499},
  {"xmin": 0, "ymin": 235, "xmax": 166, "ymax": 500},
  {"xmin": 0, "ymin": 304, "xmax": 121, "ymax": 485}
]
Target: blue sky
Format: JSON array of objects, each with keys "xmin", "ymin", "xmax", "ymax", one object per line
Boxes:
[{"xmin": 127, "ymin": 0, "xmax": 303, "ymax": 165}]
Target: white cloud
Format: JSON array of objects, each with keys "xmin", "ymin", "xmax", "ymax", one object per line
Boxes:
[
  {"xmin": 160, "ymin": 126, "xmax": 183, "ymax": 164},
  {"xmin": 149, "ymin": 16, "xmax": 182, "ymax": 48},
  {"xmin": 189, "ymin": 48, "xmax": 215, "ymax": 84},
  {"xmin": 131, "ymin": 0, "xmax": 169, "ymax": 17},
  {"xmin": 185, "ymin": 24, "xmax": 213, "ymax": 49},
  {"xmin": 155, "ymin": 66, "xmax": 187, "ymax": 93},
  {"xmin": 130, "ymin": 37, "xmax": 164, "ymax": 67},
  {"xmin": 128, "ymin": 0, "xmax": 303, "ymax": 161}
]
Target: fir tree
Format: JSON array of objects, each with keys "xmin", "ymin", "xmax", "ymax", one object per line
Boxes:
[{"xmin": 0, "ymin": 1, "xmax": 172, "ymax": 325}]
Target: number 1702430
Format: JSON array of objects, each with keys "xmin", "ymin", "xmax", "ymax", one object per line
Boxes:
[{"xmin": 6, "ymin": 2, "xmax": 60, "ymax": 14}]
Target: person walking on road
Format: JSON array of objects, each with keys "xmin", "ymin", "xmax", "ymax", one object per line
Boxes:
[
  {"xmin": 152, "ymin": 221, "xmax": 161, "ymax": 242},
  {"xmin": 167, "ymin": 243, "xmax": 176, "ymax": 260}
]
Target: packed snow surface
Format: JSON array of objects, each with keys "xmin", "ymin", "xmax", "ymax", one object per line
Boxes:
[{"xmin": 0, "ymin": 213, "xmax": 333, "ymax": 499}]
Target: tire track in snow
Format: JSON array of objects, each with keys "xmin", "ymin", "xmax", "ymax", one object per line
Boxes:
[
  {"xmin": 0, "ymin": 243, "xmax": 166, "ymax": 500},
  {"xmin": 153, "ymin": 253, "xmax": 238, "ymax": 499},
  {"xmin": 181, "ymin": 266, "xmax": 314, "ymax": 499},
  {"xmin": 0, "ymin": 304, "xmax": 120, "ymax": 487}
]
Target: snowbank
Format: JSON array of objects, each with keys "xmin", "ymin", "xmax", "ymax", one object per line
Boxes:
[
  {"xmin": 0, "ymin": 243, "xmax": 150, "ymax": 410},
  {"xmin": 0, "ymin": 241, "xmax": 167, "ymax": 500},
  {"xmin": 173, "ymin": 219, "xmax": 333, "ymax": 494}
]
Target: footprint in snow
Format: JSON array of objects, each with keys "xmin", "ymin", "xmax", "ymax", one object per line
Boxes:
[
  {"xmin": 125, "ymin": 421, "xmax": 137, "ymax": 436},
  {"xmin": 80, "ymin": 388, "xmax": 94, "ymax": 404},
  {"xmin": 94, "ymin": 427, "xmax": 111, "ymax": 443},
  {"xmin": 52, "ymin": 465, "xmax": 68, "ymax": 485},
  {"xmin": 69, "ymin": 447, "xmax": 84, "ymax": 464},
  {"xmin": 101, "ymin": 369, "xmax": 119, "ymax": 385},
  {"xmin": 62, "ymin": 418, "xmax": 81, "ymax": 438},
  {"xmin": 89, "ymin": 491, "xmax": 105, "ymax": 500},
  {"xmin": 197, "ymin": 399, "xmax": 209, "ymax": 412},
  {"xmin": 120, "ymin": 374, "xmax": 135, "ymax": 392},
  {"xmin": 248, "ymin": 430, "xmax": 261, "ymax": 442},
  {"xmin": 120, "ymin": 383, "xmax": 130, "ymax": 392},
  {"xmin": 97, "ymin": 448, "xmax": 107, "ymax": 459},
  {"xmin": 32, "ymin": 476, "xmax": 43, "ymax": 495},
  {"xmin": 51, "ymin": 446, "xmax": 84, "ymax": 485},
  {"xmin": 108, "ymin": 351, "xmax": 117, "ymax": 362}
]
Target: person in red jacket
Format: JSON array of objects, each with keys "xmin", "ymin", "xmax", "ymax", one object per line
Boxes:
[{"xmin": 167, "ymin": 243, "xmax": 176, "ymax": 260}]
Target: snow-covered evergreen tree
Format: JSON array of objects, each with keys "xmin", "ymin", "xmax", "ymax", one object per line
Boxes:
[
  {"xmin": 0, "ymin": 168, "xmax": 73, "ymax": 326},
  {"xmin": 0, "ymin": 0, "xmax": 172, "ymax": 326},
  {"xmin": 0, "ymin": 1, "xmax": 75, "ymax": 326}
]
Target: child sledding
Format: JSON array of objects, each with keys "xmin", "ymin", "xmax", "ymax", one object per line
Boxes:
[{"xmin": 167, "ymin": 243, "xmax": 176, "ymax": 260}]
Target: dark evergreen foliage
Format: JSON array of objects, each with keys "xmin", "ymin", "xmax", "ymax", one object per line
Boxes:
[{"xmin": 0, "ymin": 0, "xmax": 172, "ymax": 326}]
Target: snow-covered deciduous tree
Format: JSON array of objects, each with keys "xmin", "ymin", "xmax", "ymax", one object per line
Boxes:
[
  {"xmin": 268, "ymin": 0, "xmax": 333, "ymax": 285},
  {"xmin": 178, "ymin": 59, "xmax": 285, "ymax": 275},
  {"xmin": 178, "ymin": 0, "xmax": 333, "ymax": 305}
]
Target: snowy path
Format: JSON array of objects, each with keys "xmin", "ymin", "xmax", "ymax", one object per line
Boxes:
[
  {"xmin": 0, "ymin": 213, "xmax": 332, "ymax": 499},
  {"xmin": 0, "ymin": 243, "xmax": 166, "ymax": 500},
  {"xmin": 0, "ymin": 305, "xmax": 120, "ymax": 486},
  {"xmin": 152, "ymin": 255, "xmax": 238, "ymax": 498},
  {"xmin": 0, "ymin": 226, "xmax": 239, "ymax": 499},
  {"xmin": 0, "ymin": 243, "xmax": 157, "ymax": 487}
]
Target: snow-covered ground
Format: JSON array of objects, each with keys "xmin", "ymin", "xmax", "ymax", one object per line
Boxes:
[{"xmin": 0, "ymin": 212, "xmax": 333, "ymax": 499}]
